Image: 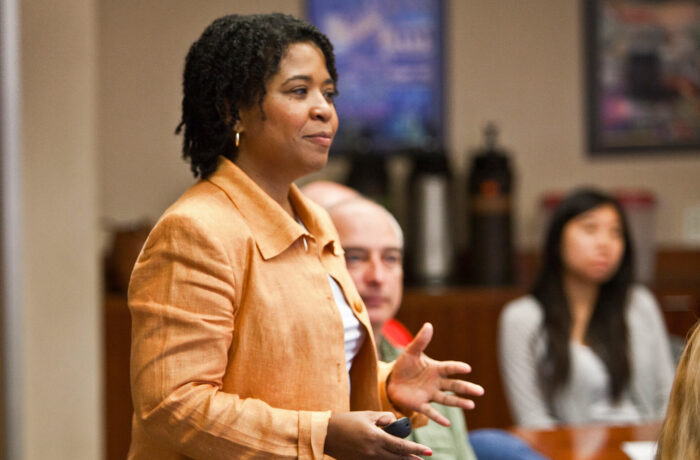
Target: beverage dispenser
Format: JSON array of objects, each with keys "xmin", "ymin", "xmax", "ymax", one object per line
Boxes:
[{"xmin": 466, "ymin": 123, "xmax": 515, "ymax": 285}]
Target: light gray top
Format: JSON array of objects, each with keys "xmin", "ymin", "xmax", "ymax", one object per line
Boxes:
[{"xmin": 498, "ymin": 285, "xmax": 675, "ymax": 428}]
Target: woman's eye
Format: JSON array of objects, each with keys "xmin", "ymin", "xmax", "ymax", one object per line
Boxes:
[
  {"xmin": 324, "ymin": 90, "xmax": 337, "ymax": 101},
  {"xmin": 291, "ymin": 87, "xmax": 308, "ymax": 96}
]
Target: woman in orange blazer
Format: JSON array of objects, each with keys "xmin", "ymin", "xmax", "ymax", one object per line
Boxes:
[{"xmin": 128, "ymin": 13, "xmax": 483, "ymax": 459}]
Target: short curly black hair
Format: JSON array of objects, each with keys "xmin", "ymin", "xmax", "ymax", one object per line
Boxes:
[{"xmin": 175, "ymin": 13, "xmax": 338, "ymax": 178}]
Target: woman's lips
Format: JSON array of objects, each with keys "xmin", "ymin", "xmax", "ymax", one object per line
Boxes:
[
  {"xmin": 590, "ymin": 259, "xmax": 614, "ymax": 271},
  {"xmin": 304, "ymin": 133, "xmax": 333, "ymax": 147}
]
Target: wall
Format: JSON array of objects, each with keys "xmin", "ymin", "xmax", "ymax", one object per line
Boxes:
[
  {"xmin": 97, "ymin": 0, "xmax": 301, "ymax": 231},
  {"xmin": 20, "ymin": 0, "xmax": 102, "ymax": 458},
  {"xmin": 98, "ymin": 0, "xmax": 700, "ymax": 250},
  {"xmin": 448, "ymin": 0, "xmax": 700, "ymax": 248},
  {"xmin": 11, "ymin": 1, "xmax": 695, "ymax": 457}
]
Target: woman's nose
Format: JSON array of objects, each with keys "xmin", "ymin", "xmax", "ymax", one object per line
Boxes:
[
  {"xmin": 310, "ymin": 94, "xmax": 333, "ymax": 121},
  {"xmin": 596, "ymin": 232, "xmax": 616, "ymax": 252}
]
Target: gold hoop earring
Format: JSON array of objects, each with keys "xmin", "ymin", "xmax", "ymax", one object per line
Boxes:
[{"xmin": 235, "ymin": 131, "xmax": 240, "ymax": 147}]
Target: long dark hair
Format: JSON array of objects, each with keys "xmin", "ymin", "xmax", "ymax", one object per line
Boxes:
[
  {"xmin": 532, "ymin": 187, "xmax": 635, "ymax": 402},
  {"xmin": 176, "ymin": 13, "xmax": 337, "ymax": 178}
]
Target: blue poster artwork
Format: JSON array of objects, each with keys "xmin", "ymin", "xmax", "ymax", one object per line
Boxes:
[{"xmin": 308, "ymin": 0, "xmax": 444, "ymax": 155}]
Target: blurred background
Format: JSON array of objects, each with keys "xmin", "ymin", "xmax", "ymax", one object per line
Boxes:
[{"xmin": 1, "ymin": 0, "xmax": 699, "ymax": 459}]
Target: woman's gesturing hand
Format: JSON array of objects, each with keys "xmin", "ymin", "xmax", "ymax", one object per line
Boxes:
[
  {"xmin": 324, "ymin": 411, "xmax": 432, "ymax": 459},
  {"xmin": 388, "ymin": 322, "xmax": 485, "ymax": 426}
]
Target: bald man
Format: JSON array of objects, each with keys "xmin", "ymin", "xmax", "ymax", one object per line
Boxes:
[
  {"xmin": 299, "ymin": 180, "xmax": 359, "ymax": 210},
  {"xmin": 327, "ymin": 197, "xmax": 478, "ymax": 460},
  {"xmin": 303, "ymin": 183, "xmax": 547, "ymax": 460}
]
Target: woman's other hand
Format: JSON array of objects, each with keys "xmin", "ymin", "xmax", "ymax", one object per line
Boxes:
[
  {"xmin": 388, "ymin": 322, "xmax": 485, "ymax": 426},
  {"xmin": 324, "ymin": 411, "xmax": 432, "ymax": 459}
]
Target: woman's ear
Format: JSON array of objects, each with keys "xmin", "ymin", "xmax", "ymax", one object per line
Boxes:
[
  {"xmin": 221, "ymin": 98, "xmax": 243, "ymax": 131},
  {"xmin": 235, "ymin": 103, "xmax": 255, "ymax": 135},
  {"xmin": 233, "ymin": 118, "xmax": 244, "ymax": 134}
]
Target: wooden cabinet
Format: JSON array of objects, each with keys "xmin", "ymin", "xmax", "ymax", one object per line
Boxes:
[
  {"xmin": 103, "ymin": 249, "xmax": 700, "ymax": 458},
  {"xmin": 396, "ymin": 286, "xmax": 525, "ymax": 430},
  {"xmin": 103, "ymin": 294, "xmax": 132, "ymax": 460}
]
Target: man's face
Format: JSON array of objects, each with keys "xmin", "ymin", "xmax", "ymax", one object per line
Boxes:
[{"xmin": 331, "ymin": 202, "xmax": 403, "ymax": 330}]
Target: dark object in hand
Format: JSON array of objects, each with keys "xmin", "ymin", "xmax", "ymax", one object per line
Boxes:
[{"xmin": 382, "ymin": 417, "xmax": 412, "ymax": 438}]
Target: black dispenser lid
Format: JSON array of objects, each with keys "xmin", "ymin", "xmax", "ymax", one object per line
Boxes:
[
  {"xmin": 472, "ymin": 122, "xmax": 510, "ymax": 167},
  {"xmin": 468, "ymin": 122, "xmax": 512, "ymax": 191},
  {"xmin": 412, "ymin": 151, "xmax": 449, "ymax": 176}
]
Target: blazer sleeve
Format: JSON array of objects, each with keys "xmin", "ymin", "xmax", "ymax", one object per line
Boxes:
[
  {"xmin": 129, "ymin": 213, "xmax": 329, "ymax": 459},
  {"xmin": 498, "ymin": 299, "xmax": 558, "ymax": 428},
  {"xmin": 377, "ymin": 361, "xmax": 428, "ymax": 429}
]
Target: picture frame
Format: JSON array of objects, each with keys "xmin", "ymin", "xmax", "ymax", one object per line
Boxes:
[
  {"xmin": 584, "ymin": 0, "xmax": 700, "ymax": 154},
  {"xmin": 306, "ymin": 0, "xmax": 445, "ymax": 156}
]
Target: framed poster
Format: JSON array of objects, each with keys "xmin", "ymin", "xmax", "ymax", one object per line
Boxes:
[
  {"xmin": 307, "ymin": 0, "xmax": 445, "ymax": 156},
  {"xmin": 585, "ymin": 0, "xmax": 700, "ymax": 153}
]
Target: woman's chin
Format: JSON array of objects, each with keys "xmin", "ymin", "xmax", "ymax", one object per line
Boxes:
[
  {"xmin": 587, "ymin": 269, "xmax": 617, "ymax": 285},
  {"xmin": 300, "ymin": 155, "xmax": 329, "ymax": 177}
]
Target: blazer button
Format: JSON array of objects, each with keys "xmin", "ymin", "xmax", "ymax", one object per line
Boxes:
[{"xmin": 353, "ymin": 301, "xmax": 363, "ymax": 313}]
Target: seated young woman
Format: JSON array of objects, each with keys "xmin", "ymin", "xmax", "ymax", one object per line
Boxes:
[{"xmin": 498, "ymin": 187, "xmax": 675, "ymax": 428}]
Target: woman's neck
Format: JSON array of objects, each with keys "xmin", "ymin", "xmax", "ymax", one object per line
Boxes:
[
  {"xmin": 563, "ymin": 273, "xmax": 599, "ymax": 344},
  {"xmin": 234, "ymin": 155, "xmax": 295, "ymax": 217}
]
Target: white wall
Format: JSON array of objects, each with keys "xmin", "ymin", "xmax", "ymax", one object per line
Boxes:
[
  {"xmin": 98, "ymin": 0, "xmax": 700, "ymax": 249},
  {"xmin": 448, "ymin": 0, "xmax": 700, "ymax": 248},
  {"xmin": 10, "ymin": 0, "xmax": 691, "ymax": 457},
  {"xmin": 20, "ymin": 0, "xmax": 102, "ymax": 458},
  {"xmin": 98, "ymin": 0, "xmax": 301, "ymax": 227}
]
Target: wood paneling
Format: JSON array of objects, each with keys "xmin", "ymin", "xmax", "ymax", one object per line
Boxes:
[
  {"xmin": 397, "ymin": 287, "xmax": 525, "ymax": 430},
  {"xmin": 397, "ymin": 280, "xmax": 700, "ymax": 431},
  {"xmin": 654, "ymin": 248, "xmax": 700, "ymax": 289},
  {"xmin": 103, "ymin": 248, "xmax": 700, "ymax": 457},
  {"xmin": 104, "ymin": 294, "xmax": 132, "ymax": 460}
]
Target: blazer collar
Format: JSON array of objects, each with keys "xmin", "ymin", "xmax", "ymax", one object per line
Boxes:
[{"xmin": 207, "ymin": 156, "xmax": 343, "ymax": 260}]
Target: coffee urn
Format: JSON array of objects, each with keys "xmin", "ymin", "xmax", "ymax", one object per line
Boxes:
[
  {"xmin": 408, "ymin": 153, "xmax": 454, "ymax": 286},
  {"xmin": 346, "ymin": 155, "xmax": 390, "ymax": 207},
  {"xmin": 466, "ymin": 123, "xmax": 515, "ymax": 285}
]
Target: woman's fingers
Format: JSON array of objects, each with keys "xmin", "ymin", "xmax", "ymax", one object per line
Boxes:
[
  {"xmin": 402, "ymin": 322, "xmax": 433, "ymax": 357},
  {"xmin": 436, "ymin": 391, "xmax": 476, "ymax": 410},
  {"xmin": 325, "ymin": 411, "xmax": 432, "ymax": 459},
  {"xmin": 440, "ymin": 378, "xmax": 485, "ymax": 397},
  {"xmin": 433, "ymin": 378, "xmax": 485, "ymax": 411},
  {"xmin": 372, "ymin": 412, "xmax": 397, "ymax": 428},
  {"xmin": 416, "ymin": 401, "xmax": 452, "ymax": 427},
  {"xmin": 389, "ymin": 323, "xmax": 485, "ymax": 421},
  {"xmin": 436, "ymin": 359, "xmax": 472, "ymax": 376},
  {"xmin": 379, "ymin": 428, "xmax": 433, "ymax": 458}
]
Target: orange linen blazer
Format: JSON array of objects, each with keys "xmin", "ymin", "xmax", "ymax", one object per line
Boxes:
[{"xmin": 128, "ymin": 157, "xmax": 398, "ymax": 459}]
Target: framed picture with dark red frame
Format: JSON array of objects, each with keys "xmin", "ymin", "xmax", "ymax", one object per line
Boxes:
[{"xmin": 584, "ymin": 0, "xmax": 700, "ymax": 154}]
